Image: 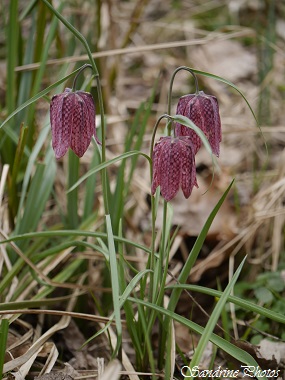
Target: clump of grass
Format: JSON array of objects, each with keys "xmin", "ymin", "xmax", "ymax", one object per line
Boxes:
[{"xmin": 0, "ymin": 2, "xmax": 284, "ymax": 380}]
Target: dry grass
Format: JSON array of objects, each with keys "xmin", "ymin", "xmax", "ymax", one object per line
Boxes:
[{"xmin": 1, "ymin": 0, "xmax": 285, "ymax": 378}]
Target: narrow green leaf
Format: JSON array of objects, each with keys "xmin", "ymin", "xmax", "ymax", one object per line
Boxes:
[
  {"xmin": 168, "ymin": 179, "xmax": 234, "ymax": 312},
  {"xmin": 189, "ymin": 257, "xmax": 247, "ymax": 376},
  {"xmin": 2, "ymin": 0, "xmax": 19, "ymax": 164},
  {"xmin": 106, "ymin": 215, "xmax": 122, "ymax": 357},
  {"xmin": 0, "ymin": 319, "xmax": 9, "ymax": 378},
  {"xmin": 83, "ymin": 147, "xmax": 100, "ymax": 220},
  {"xmin": 166, "ymin": 284, "xmax": 285, "ymax": 325},
  {"xmin": 128, "ymin": 297, "xmax": 267, "ymax": 380},
  {"xmin": 6, "ymin": 0, "xmax": 18, "ymax": 114},
  {"xmin": 0, "ymin": 296, "xmax": 72, "ymax": 311},
  {"xmin": 111, "ymin": 99, "xmax": 151, "ymax": 234},
  {"xmin": 16, "ymin": 150, "xmax": 56, "ymax": 238},
  {"xmin": 25, "ymin": 2, "xmax": 64, "ymax": 147},
  {"xmin": 190, "ymin": 68, "xmax": 258, "ymax": 125},
  {"xmin": 67, "ymin": 150, "xmax": 151, "ymax": 193},
  {"xmin": 67, "ymin": 150, "xmax": 79, "ymax": 228},
  {"xmin": 19, "ymin": 0, "xmax": 38, "ymax": 20},
  {"xmin": 172, "ymin": 114, "xmax": 213, "ymax": 155},
  {"xmin": 8, "ymin": 124, "xmax": 28, "ymax": 219},
  {"xmin": 161, "ymin": 180, "xmax": 234, "ymax": 372},
  {"xmin": 82, "ymin": 267, "xmax": 152, "ymax": 348},
  {"xmin": 0, "ymin": 67, "xmax": 84, "ymax": 132},
  {"xmin": 0, "ymin": 230, "xmax": 151, "ymax": 255}
]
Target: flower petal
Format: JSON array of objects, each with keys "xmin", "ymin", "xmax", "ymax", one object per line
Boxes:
[
  {"xmin": 159, "ymin": 138, "xmax": 181, "ymax": 201},
  {"xmin": 175, "ymin": 91, "xmax": 222, "ymax": 157},
  {"xmin": 175, "ymin": 94, "xmax": 202, "ymax": 154},
  {"xmin": 76, "ymin": 91, "xmax": 101, "ymax": 145},
  {"xmin": 70, "ymin": 93, "xmax": 87, "ymax": 157},
  {"xmin": 151, "ymin": 137, "xmax": 164, "ymax": 195},
  {"xmin": 180, "ymin": 138, "xmax": 198, "ymax": 198},
  {"xmin": 50, "ymin": 88, "xmax": 73, "ymax": 159},
  {"xmin": 203, "ymin": 95, "xmax": 221, "ymax": 156}
]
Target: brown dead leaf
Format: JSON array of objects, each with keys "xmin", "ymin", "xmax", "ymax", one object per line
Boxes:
[
  {"xmin": 190, "ymin": 248, "xmax": 229, "ymax": 283},
  {"xmin": 157, "ymin": 174, "xmax": 237, "ymax": 240},
  {"xmin": 232, "ymin": 340, "xmax": 280, "ymax": 369},
  {"xmin": 34, "ymin": 373, "xmax": 73, "ymax": 380},
  {"xmin": 61, "ymin": 319, "xmax": 99, "ymax": 370},
  {"xmin": 5, "ymin": 329, "xmax": 33, "ymax": 364},
  {"xmin": 61, "ymin": 320, "xmax": 88, "ymax": 370},
  {"xmin": 258, "ymin": 339, "xmax": 285, "ymax": 367},
  {"xmin": 34, "ymin": 362, "xmax": 79, "ymax": 380},
  {"xmin": 174, "ymin": 321, "xmax": 197, "ymax": 353}
]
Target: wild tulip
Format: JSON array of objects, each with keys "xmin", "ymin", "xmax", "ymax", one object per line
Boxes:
[
  {"xmin": 151, "ymin": 136, "xmax": 198, "ymax": 201},
  {"xmin": 175, "ymin": 91, "xmax": 222, "ymax": 156},
  {"xmin": 50, "ymin": 88, "xmax": 100, "ymax": 159}
]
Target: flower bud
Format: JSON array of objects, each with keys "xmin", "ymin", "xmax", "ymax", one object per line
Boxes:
[
  {"xmin": 175, "ymin": 91, "xmax": 222, "ymax": 156},
  {"xmin": 50, "ymin": 88, "xmax": 100, "ymax": 159},
  {"xmin": 152, "ymin": 136, "xmax": 198, "ymax": 201}
]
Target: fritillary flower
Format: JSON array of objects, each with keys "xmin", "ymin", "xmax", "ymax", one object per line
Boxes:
[
  {"xmin": 175, "ymin": 91, "xmax": 222, "ymax": 156},
  {"xmin": 50, "ymin": 88, "xmax": 100, "ymax": 159},
  {"xmin": 151, "ymin": 136, "xmax": 198, "ymax": 201}
]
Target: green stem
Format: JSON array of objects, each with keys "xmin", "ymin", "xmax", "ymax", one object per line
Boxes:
[
  {"xmin": 41, "ymin": 0, "xmax": 109, "ymax": 215},
  {"xmin": 148, "ymin": 113, "xmax": 176, "ymax": 371},
  {"xmin": 150, "ymin": 66, "xmax": 200, "ymax": 369},
  {"xmin": 148, "ymin": 113, "xmax": 170, "ymax": 302},
  {"xmin": 96, "ymin": 76, "xmax": 109, "ymax": 214},
  {"xmin": 167, "ymin": 66, "xmax": 200, "ymax": 135},
  {"xmin": 149, "ymin": 114, "xmax": 170, "ymax": 161},
  {"xmin": 0, "ymin": 319, "xmax": 9, "ymax": 379},
  {"xmin": 168, "ymin": 66, "xmax": 200, "ymax": 117},
  {"xmin": 67, "ymin": 150, "xmax": 79, "ymax": 228},
  {"xmin": 8, "ymin": 123, "xmax": 28, "ymax": 223},
  {"xmin": 71, "ymin": 63, "xmax": 93, "ymax": 91}
]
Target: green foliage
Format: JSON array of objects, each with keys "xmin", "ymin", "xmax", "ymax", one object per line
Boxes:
[
  {"xmin": 235, "ymin": 269, "xmax": 285, "ymax": 343},
  {"xmin": 0, "ymin": 319, "xmax": 9, "ymax": 379},
  {"xmin": 0, "ymin": 1, "xmax": 279, "ymax": 379}
]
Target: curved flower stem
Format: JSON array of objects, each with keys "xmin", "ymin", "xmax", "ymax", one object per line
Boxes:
[
  {"xmin": 149, "ymin": 114, "xmax": 171, "ymax": 161},
  {"xmin": 146, "ymin": 113, "xmax": 175, "ymax": 371},
  {"xmin": 71, "ymin": 64, "xmax": 93, "ymax": 92},
  {"xmin": 41, "ymin": 0, "xmax": 109, "ymax": 215},
  {"xmin": 149, "ymin": 113, "xmax": 172, "ymax": 301},
  {"xmin": 167, "ymin": 66, "xmax": 200, "ymax": 126}
]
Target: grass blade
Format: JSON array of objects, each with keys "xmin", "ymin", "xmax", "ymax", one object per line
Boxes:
[
  {"xmin": 0, "ymin": 230, "xmax": 152, "ymax": 255},
  {"xmin": 16, "ymin": 150, "xmax": 56, "ymax": 238},
  {"xmin": 166, "ymin": 284, "xmax": 285, "ymax": 325},
  {"xmin": 190, "ymin": 68, "xmax": 258, "ymax": 125},
  {"xmin": 0, "ymin": 67, "xmax": 84, "ymax": 132},
  {"xmin": 0, "ymin": 319, "xmax": 9, "ymax": 379},
  {"xmin": 106, "ymin": 215, "xmax": 122, "ymax": 357},
  {"xmin": 168, "ymin": 179, "xmax": 234, "ymax": 312},
  {"xmin": 83, "ymin": 147, "xmax": 100, "ymax": 220},
  {"xmin": 67, "ymin": 150, "xmax": 79, "ymax": 228},
  {"xmin": 128, "ymin": 297, "xmax": 268, "ymax": 380},
  {"xmin": 188, "ymin": 256, "xmax": 247, "ymax": 376},
  {"xmin": 67, "ymin": 150, "xmax": 151, "ymax": 193}
]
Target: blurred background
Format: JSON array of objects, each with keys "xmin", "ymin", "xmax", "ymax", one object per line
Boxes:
[{"xmin": 1, "ymin": 0, "xmax": 285, "ymax": 376}]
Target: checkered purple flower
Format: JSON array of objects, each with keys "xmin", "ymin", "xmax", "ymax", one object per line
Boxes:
[
  {"xmin": 50, "ymin": 88, "xmax": 100, "ymax": 159},
  {"xmin": 151, "ymin": 136, "xmax": 198, "ymax": 201},
  {"xmin": 175, "ymin": 91, "xmax": 222, "ymax": 156}
]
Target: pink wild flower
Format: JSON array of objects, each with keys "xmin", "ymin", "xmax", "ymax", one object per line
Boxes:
[
  {"xmin": 175, "ymin": 91, "xmax": 222, "ymax": 156},
  {"xmin": 50, "ymin": 88, "xmax": 101, "ymax": 159},
  {"xmin": 151, "ymin": 136, "xmax": 198, "ymax": 201}
]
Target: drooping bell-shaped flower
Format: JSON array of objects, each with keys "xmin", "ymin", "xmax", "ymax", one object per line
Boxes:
[
  {"xmin": 50, "ymin": 88, "xmax": 100, "ymax": 159},
  {"xmin": 151, "ymin": 136, "xmax": 198, "ymax": 201},
  {"xmin": 175, "ymin": 91, "xmax": 222, "ymax": 156}
]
